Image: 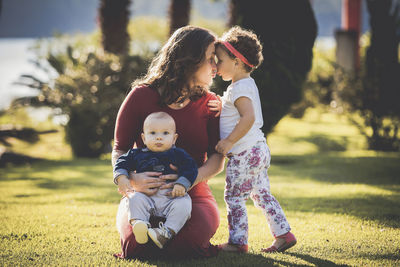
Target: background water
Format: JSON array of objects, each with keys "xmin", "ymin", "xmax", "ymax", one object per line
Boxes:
[{"xmin": 0, "ymin": 38, "xmax": 44, "ymax": 110}]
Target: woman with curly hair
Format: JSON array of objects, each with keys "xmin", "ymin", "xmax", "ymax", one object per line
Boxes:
[{"xmin": 112, "ymin": 25, "xmax": 225, "ymax": 259}]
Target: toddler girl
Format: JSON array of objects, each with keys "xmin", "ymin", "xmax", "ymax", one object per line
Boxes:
[{"xmin": 212, "ymin": 26, "xmax": 296, "ymax": 253}]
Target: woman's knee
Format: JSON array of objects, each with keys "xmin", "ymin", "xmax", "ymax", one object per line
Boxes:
[{"xmin": 190, "ymin": 200, "xmax": 219, "ymax": 233}]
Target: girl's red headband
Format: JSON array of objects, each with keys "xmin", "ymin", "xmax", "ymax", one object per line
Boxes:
[{"xmin": 222, "ymin": 41, "xmax": 255, "ymax": 68}]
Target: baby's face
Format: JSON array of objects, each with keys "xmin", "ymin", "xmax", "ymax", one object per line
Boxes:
[{"xmin": 141, "ymin": 118, "xmax": 177, "ymax": 152}]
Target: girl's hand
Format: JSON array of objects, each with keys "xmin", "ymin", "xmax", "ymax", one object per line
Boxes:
[
  {"xmin": 215, "ymin": 138, "xmax": 234, "ymax": 156},
  {"xmin": 171, "ymin": 184, "xmax": 186, "ymax": 197},
  {"xmin": 117, "ymin": 175, "xmax": 134, "ymax": 197},
  {"xmin": 207, "ymin": 95, "xmax": 222, "ymax": 117},
  {"xmin": 129, "ymin": 171, "xmax": 165, "ymax": 196}
]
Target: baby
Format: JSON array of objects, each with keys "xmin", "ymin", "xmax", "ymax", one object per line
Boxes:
[{"xmin": 113, "ymin": 111, "xmax": 197, "ymax": 249}]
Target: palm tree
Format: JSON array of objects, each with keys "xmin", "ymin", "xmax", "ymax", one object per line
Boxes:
[
  {"xmin": 227, "ymin": 0, "xmax": 317, "ymax": 135},
  {"xmin": 168, "ymin": 0, "xmax": 191, "ymax": 36},
  {"xmin": 98, "ymin": 0, "xmax": 131, "ymax": 54}
]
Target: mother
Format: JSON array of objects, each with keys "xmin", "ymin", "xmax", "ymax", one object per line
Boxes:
[{"xmin": 111, "ymin": 26, "xmax": 225, "ymax": 259}]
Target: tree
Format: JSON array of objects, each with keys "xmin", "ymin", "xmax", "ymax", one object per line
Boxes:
[
  {"xmin": 339, "ymin": 0, "xmax": 400, "ymax": 151},
  {"xmin": 168, "ymin": 0, "xmax": 191, "ymax": 36},
  {"xmin": 13, "ymin": 38, "xmax": 149, "ymax": 158},
  {"xmin": 226, "ymin": 0, "xmax": 317, "ymax": 134},
  {"xmin": 99, "ymin": 0, "xmax": 131, "ymax": 54},
  {"xmin": 363, "ymin": 0, "xmax": 400, "ymax": 150}
]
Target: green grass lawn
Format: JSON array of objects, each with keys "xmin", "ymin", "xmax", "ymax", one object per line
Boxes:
[{"xmin": 1, "ymin": 109, "xmax": 399, "ymax": 266}]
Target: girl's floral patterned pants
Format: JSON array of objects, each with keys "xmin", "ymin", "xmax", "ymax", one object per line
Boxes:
[{"xmin": 225, "ymin": 141, "xmax": 291, "ymax": 245}]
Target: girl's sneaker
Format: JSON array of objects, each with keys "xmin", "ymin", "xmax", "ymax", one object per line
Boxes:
[
  {"xmin": 131, "ymin": 220, "xmax": 150, "ymax": 244},
  {"xmin": 262, "ymin": 232, "xmax": 297, "ymax": 253},
  {"xmin": 148, "ymin": 222, "xmax": 174, "ymax": 249}
]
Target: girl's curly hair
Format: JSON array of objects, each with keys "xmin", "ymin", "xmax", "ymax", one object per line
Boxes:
[{"xmin": 132, "ymin": 26, "xmax": 216, "ymax": 105}]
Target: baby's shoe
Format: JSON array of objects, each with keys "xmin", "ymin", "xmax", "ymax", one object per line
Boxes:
[
  {"xmin": 148, "ymin": 222, "xmax": 174, "ymax": 249},
  {"xmin": 131, "ymin": 220, "xmax": 150, "ymax": 244},
  {"xmin": 262, "ymin": 232, "xmax": 297, "ymax": 253},
  {"xmin": 218, "ymin": 243, "xmax": 248, "ymax": 253}
]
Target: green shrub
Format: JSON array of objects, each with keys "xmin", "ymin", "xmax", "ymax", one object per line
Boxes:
[
  {"xmin": 13, "ymin": 35, "xmax": 151, "ymax": 157},
  {"xmin": 334, "ymin": 0, "xmax": 400, "ymax": 152},
  {"xmin": 299, "ymin": 29, "xmax": 400, "ymax": 152},
  {"xmin": 288, "ymin": 47, "xmax": 336, "ymax": 118}
]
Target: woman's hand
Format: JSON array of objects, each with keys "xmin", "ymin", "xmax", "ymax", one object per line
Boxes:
[
  {"xmin": 116, "ymin": 175, "xmax": 134, "ymax": 197},
  {"xmin": 215, "ymin": 138, "xmax": 234, "ymax": 156},
  {"xmin": 160, "ymin": 164, "xmax": 179, "ymax": 190},
  {"xmin": 129, "ymin": 171, "xmax": 165, "ymax": 196},
  {"xmin": 207, "ymin": 95, "xmax": 222, "ymax": 117}
]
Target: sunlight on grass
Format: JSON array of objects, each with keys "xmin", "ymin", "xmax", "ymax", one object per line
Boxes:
[
  {"xmin": 8, "ymin": 130, "xmax": 73, "ymax": 160},
  {"xmin": 269, "ymin": 108, "xmax": 368, "ymax": 155},
  {"xmin": 1, "ymin": 107, "xmax": 73, "ymax": 160}
]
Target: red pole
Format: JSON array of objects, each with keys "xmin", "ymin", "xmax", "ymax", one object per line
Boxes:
[{"xmin": 342, "ymin": 0, "xmax": 362, "ymax": 70}]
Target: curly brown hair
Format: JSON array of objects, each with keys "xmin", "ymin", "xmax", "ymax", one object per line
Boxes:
[
  {"xmin": 132, "ymin": 26, "xmax": 216, "ymax": 105},
  {"xmin": 216, "ymin": 26, "xmax": 263, "ymax": 73}
]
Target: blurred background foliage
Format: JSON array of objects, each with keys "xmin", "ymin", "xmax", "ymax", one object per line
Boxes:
[
  {"xmin": 293, "ymin": 0, "xmax": 400, "ymax": 152},
  {"xmin": 13, "ymin": 36, "xmax": 150, "ymax": 157},
  {"xmin": 6, "ymin": 12, "xmax": 227, "ymax": 158}
]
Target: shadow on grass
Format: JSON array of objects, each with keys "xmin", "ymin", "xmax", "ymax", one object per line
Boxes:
[
  {"xmin": 356, "ymin": 252, "xmax": 400, "ymax": 261},
  {"xmin": 1, "ymin": 158, "xmax": 122, "ymax": 204},
  {"xmin": 280, "ymin": 192, "xmax": 400, "ymax": 228},
  {"xmin": 293, "ymin": 134, "xmax": 348, "ymax": 152},
  {"xmin": 3, "ymin": 155, "xmax": 400, "ymax": 227},
  {"xmin": 115, "ymin": 250, "xmax": 350, "ymax": 267},
  {"xmin": 14, "ymin": 193, "xmax": 43, "ymax": 198},
  {"xmin": 288, "ymin": 252, "xmax": 350, "ymax": 267},
  {"xmin": 271, "ymin": 154, "xmax": 400, "ymax": 187},
  {"xmin": 271, "ymin": 153, "xmax": 400, "ymax": 226},
  {"xmin": 231, "ymin": 153, "xmax": 400, "ymax": 228},
  {"xmin": 119, "ymin": 252, "xmax": 303, "ymax": 267},
  {"xmin": 1, "ymin": 159, "xmax": 110, "ymax": 184}
]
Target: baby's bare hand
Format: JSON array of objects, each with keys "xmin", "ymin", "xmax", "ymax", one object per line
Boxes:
[{"xmin": 171, "ymin": 184, "xmax": 186, "ymax": 197}]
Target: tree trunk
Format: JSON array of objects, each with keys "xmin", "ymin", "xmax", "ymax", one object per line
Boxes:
[
  {"xmin": 228, "ymin": 0, "xmax": 317, "ymax": 134},
  {"xmin": 365, "ymin": 0, "xmax": 399, "ymax": 115},
  {"xmin": 99, "ymin": 0, "xmax": 131, "ymax": 54},
  {"xmin": 168, "ymin": 0, "xmax": 191, "ymax": 36},
  {"xmin": 363, "ymin": 0, "xmax": 400, "ymax": 150}
]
